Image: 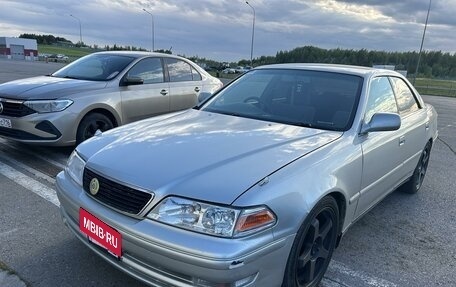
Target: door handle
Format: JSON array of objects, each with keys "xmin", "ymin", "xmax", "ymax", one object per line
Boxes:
[
  {"xmin": 399, "ymin": 136, "xmax": 405, "ymax": 146},
  {"xmin": 160, "ymin": 89, "xmax": 168, "ymax": 96},
  {"xmin": 425, "ymin": 121, "xmax": 430, "ymax": 130},
  {"xmin": 194, "ymin": 87, "xmax": 200, "ymax": 93}
]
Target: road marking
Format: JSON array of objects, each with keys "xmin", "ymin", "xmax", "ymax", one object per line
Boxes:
[
  {"xmin": 0, "ymin": 161, "xmax": 59, "ymax": 206},
  {"xmin": 326, "ymin": 260, "xmax": 398, "ymax": 287},
  {"xmin": 321, "ymin": 277, "xmax": 346, "ymax": 287},
  {"xmin": 0, "ymin": 153, "xmax": 55, "ymax": 184},
  {"xmin": 21, "ymin": 149, "xmax": 67, "ymax": 170},
  {"xmin": 0, "ymin": 138, "xmax": 67, "ymax": 169},
  {"xmin": 0, "ymin": 228, "xmax": 19, "ymax": 238}
]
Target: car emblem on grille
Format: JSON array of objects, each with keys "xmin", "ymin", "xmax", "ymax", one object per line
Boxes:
[
  {"xmin": 89, "ymin": 178, "xmax": 100, "ymax": 196},
  {"xmin": 0, "ymin": 102, "xmax": 3, "ymax": 114}
]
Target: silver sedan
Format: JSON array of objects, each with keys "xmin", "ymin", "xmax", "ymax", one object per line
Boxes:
[
  {"xmin": 0, "ymin": 51, "xmax": 222, "ymax": 146},
  {"xmin": 56, "ymin": 64, "xmax": 437, "ymax": 287}
]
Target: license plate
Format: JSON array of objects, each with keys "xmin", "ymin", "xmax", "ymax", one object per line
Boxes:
[
  {"xmin": 0, "ymin": 117, "xmax": 11, "ymax": 128},
  {"xmin": 79, "ymin": 208, "xmax": 122, "ymax": 258}
]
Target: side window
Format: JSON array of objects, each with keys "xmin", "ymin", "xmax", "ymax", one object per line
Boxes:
[
  {"xmin": 191, "ymin": 67, "xmax": 202, "ymax": 81},
  {"xmin": 389, "ymin": 77, "xmax": 419, "ymax": 115},
  {"xmin": 127, "ymin": 58, "xmax": 164, "ymax": 84},
  {"xmin": 166, "ymin": 58, "xmax": 193, "ymax": 82},
  {"xmin": 365, "ymin": 77, "xmax": 398, "ymax": 123}
]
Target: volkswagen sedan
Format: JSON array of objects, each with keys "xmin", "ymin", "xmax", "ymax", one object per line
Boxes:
[
  {"xmin": 0, "ymin": 51, "xmax": 222, "ymax": 146},
  {"xmin": 56, "ymin": 64, "xmax": 437, "ymax": 287}
]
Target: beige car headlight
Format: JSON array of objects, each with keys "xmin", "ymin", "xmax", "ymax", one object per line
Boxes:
[
  {"xmin": 147, "ymin": 196, "xmax": 276, "ymax": 238},
  {"xmin": 65, "ymin": 150, "xmax": 85, "ymax": 186},
  {"xmin": 24, "ymin": 99, "xmax": 73, "ymax": 113}
]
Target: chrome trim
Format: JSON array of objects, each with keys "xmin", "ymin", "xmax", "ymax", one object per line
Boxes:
[{"xmin": 0, "ymin": 98, "xmax": 24, "ymax": 104}]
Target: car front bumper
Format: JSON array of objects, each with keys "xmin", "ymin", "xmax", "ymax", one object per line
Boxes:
[
  {"xmin": 55, "ymin": 171, "xmax": 294, "ymax": 287},
  {"xmin": 0, "ymin": 111, "xmax": 77, "ymax": 146}
]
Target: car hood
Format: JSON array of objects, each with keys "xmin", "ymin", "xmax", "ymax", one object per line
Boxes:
[
  {"xmin": 0, "ymin": 76, "xmax": 108, "ymax": 100},
  {"xmin": 80, "ymin": 109, "xmax": 342, "ymax": 205}
]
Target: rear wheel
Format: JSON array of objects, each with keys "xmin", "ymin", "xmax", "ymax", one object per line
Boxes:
[
  {"xmin": 401, "ymin": 141, "xmax": 432, "ymax": 194},
  {"xmin": 282, "ymin": 196, "xmax": 339, "ymax": 287},
  {"xmin": 76, "ymin": 112, "xmax": 113, "ymax": 145}
]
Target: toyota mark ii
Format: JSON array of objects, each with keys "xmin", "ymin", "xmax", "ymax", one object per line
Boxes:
[{"xmin": 56, "ymin": 64, "xmax": 438, "ymax": 287}]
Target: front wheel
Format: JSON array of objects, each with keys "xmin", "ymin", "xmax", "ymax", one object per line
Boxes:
[
  {"xmin": 401, "ymin": 141, "xmax": 432, "ymax": 194},
  {"xmin": 76, "ymin": 113, "xmax": 114, "ymax": 145},
  {"xmin": 282, "ymin": 196, "xmax": 339, "ymax": 287}
]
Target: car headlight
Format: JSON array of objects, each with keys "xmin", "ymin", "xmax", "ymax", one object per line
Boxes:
[
  {"xmin": 24, "ymin": 99, "xmax": 73, "ymax": 113},
  {"xmin": 65, "ymin": 150, "xmax": 85, "ymax": 186},
  {"xmin": 147, "ymin": 196, "xmax": 276, "ymax": 238}
]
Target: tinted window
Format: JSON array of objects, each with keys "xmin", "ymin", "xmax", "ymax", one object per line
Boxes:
[
  {"xmin": 52, "ymin": 54, "xmax": 135, "ymax": 81},
  {"xmin": 191, "ymin": 67, "xmax": 202, "ymax": 81},
  {"xmin": 365, "ymin": 77, "xmax": 398, "ymax": 123},
  {"xmin": 203, "ymin": 69, "xmax": 363, "ymax": 131},
  {"xmin": 389, "ymin": 77, "xmax": 419, "ymax": 115},
  {"xmin": 127, "ymin": 58, "xmax": 164, "ymax": 84},
  {"xmin": 166, "ymin": 58, "xmax": 193, "ymax": 82}
]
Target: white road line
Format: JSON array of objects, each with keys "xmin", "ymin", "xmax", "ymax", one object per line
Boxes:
[
  {"xmin": 23, "ymin": 151, "xmax": 66, "ymax": 170},
  {"xmin": 0, "ymin": 228, "xmax": 19, "ymax": 238},
  {"xmin": 327, "ymin": 260, "xmax": 398, "ymax": 287},
  {"xmin": 0, "ymin": 138, "xmax": 67, "ymax": 169},
  {"xmin": 321, "ymin": 278, "xmax": 345, "ymax": 287},
  {"xmin": 0, "ymin": 161, "xmax": 59, "ymax": 206},
  {"xmin": 0, "ymin": 153, "xmax": 55, "ymax": 184}
]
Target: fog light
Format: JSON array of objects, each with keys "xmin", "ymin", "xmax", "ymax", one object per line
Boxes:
[{"xmin": 195, "ymin": 273, "xmax": 257, "ymax": 287}]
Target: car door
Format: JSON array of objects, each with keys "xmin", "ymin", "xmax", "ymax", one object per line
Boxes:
[
  {"xmin": 355, "ymin": 76, "xmax": 404, "ymax": 218},
  {"xmin": 165, "ymin": 58, "xmax": 202, "ymax": 111},
  {"xmin": 120, "ymin": 57, "xmax": 170, "ymax": 124},
  {"xmin": 389, "ymin": 77, "xmax": 428, "ymax": 175}
]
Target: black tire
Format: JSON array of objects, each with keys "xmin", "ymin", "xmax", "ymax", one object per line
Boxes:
[
  {"xmin": 76, "ymin": 113, "xmax": 114, "ymax": 145},
  {"xmin": 401, "ymin": 141, "xmax": 432, "ymax": 194},
  {"xmin": 282, "ymin": 196, "xmax": 339, "ymax": 287}
]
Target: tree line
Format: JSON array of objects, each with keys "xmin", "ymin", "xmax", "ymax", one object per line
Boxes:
[
  {"xmin": 18, "ymin": 33, "xmax": 456, "ymax": 79},
  {"xmin": 247, "ymin": 46, "xmax": 456, "ymax": 79},
  {"xmin": 19, "ymin": 33, "xmax": 72, "ymax": 45}
]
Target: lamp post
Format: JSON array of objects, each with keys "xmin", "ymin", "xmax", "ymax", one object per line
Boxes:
[
  {"xmin": 246, "ymin": 1, "xmax": 255, "ymax": 67},
  {"xmin": 413, "ymin": 0, "xmax": 432, "ymax": 85},
  {"xmin": 70, "ymin": 14, "xmax": 82, "ymax": 45},
  {"xmin": 143, "ymin": 8, "xmax": 155, "ymax": 52}
]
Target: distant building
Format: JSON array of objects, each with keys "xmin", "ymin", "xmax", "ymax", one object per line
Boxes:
[{"xmin": 0, "ymin": 37, "xmax": 38, "ymax": 60}]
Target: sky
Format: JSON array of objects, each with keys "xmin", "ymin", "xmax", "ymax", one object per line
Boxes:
[{"xmin": 0, "ymin": 0, "xmax": 454, "ymax": 62}]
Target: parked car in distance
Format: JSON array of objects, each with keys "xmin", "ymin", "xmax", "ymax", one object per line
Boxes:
[
  {"xmin": 235, "ymin": 66, "xmax": 246, "ymax": 73},
  {"xmin": 56, "ymin": 64, "xmax": 437, "ymax": 287},
  {"xmin": 222, "ymin": 68, "xmax": 236, "ymax": 74},
  {"xmin": 0, "ymin": 51, "xmax": 223, "ymax": 146},
  {"xmin": 47, "ymin": 54, "xmax": 69, "ymax": 62}
]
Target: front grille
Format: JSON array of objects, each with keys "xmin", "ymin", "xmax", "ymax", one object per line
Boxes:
[
  {"xmin": 83, "ymin": 168, "xmax": 153, "ymax": 215},
  {"xmin": 0, "ymin": 99, "xmax": 35, "ymax": 117}
]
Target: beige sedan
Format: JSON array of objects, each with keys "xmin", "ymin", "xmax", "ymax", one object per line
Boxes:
[{"xmin": 0, "ymin": 51, "xmax": 223, "ymax": 146}]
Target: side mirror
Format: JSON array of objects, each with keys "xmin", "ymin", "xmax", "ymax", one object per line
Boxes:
[
  {"xmin": 122, "ymin": 76, "xmax": 144, "ymax": 86},
  {"xmin": 198, "ymin": 92, "xmax": 212, "ymax": 103},
  {"xmin": 360, "ymin": 112, "xmax": 401, "ymax": 135}
]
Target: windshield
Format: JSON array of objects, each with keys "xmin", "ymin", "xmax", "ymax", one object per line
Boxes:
[
  {"xmin": 52, "ymin": 54, "xmax": 136, "ymax": 81},
  {"xmin": 202, "ymin": 69, "xmax": 363, "ymax": 131}
]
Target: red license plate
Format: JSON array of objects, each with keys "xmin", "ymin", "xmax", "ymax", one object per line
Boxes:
[{"xmin": 79, "ymin": 208, "xmax": 122, "ymax": 257}]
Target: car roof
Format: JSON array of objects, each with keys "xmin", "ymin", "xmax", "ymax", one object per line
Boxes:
[
  {"xmin": 92, "ymin": 51, "xmax": 189, "ymax": 61},
  {"xmin": 254, "ymin": 63, "xmax": 403, "ymax": 78}
]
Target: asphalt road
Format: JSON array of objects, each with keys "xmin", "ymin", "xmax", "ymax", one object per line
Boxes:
[{"xmin": 0, "ymin": 58, "xmax": 455, "ymax": 287}]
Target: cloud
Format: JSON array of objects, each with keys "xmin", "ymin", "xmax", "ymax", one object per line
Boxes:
[{"xmin": 0, "ymin": 0, "xmax": 454, "ymax": 62}]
